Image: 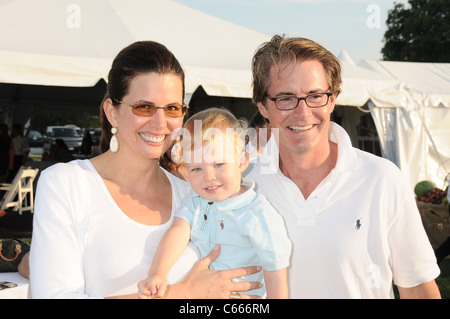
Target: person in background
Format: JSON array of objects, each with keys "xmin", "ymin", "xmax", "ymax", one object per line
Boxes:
[
  {"xmin": 0, "ymin": 123, "xmax": 11, "ymax": 183},
  {"xmin": 8, "ymin": 124, "xmax": 29, "ymax": 182},
  {"xmin": 30, "ymin": 41, "xmax": 261, "ymax": 299},
  {"xmin": 246, "ymin": 34, "xmax": 441, "ymax": 299},
  {"xmin": 51, "ymin": 139, "xmax": 73, "ymax": 163},
  {"xmin": 80, "ymin": 129, "xmax": 93, "ymax": 156}
]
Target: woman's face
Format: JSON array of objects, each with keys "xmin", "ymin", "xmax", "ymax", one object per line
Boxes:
[{"xmin": 109, "ymin": 72, "xmax": 184, "ymax": 160}]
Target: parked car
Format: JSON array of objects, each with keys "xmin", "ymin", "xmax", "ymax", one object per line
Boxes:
[
  {"xmin": 28, "ymin": 130, "xmax": 44, "ymax": 148},
  {"xmin": 44, "ymin": 126, "xmax": 82, "ymax": 152},
  {"xmin": 89, "ymin": 128, "xmax": 101, "ymax": 146},
  {"xmin": 65, "ymin": 124, "xmax": 83, "ymax": 137}
]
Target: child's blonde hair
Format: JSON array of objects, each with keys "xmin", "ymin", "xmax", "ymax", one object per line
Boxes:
[{"xmin": 176, "ymin": 107, "xmax": 248, "ymax": 164}]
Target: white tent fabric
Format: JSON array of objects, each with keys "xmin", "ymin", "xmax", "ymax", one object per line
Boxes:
[
  {"xmin": 332, "ymin": 53, "xmax": 450, "ymax": 188},
  {"xmin": 0, "ymin": 49, "xmax": 111, "ymax": 87},
  {"xmin": 337, "ymin": 50, "xmax": 356, "ymax": 65},
  {"xmin": 337, "ymin": 60, "xmax": 408, "ymax": 108},
  {"xmin": 358, "ymin": 60, "xmax": 450, "ymax": 107},
  {"xmin": 0, "ymin": 0, "xmax": 269, "ymax": 97},
  {"xmin": 354, "ymin": 60, "xmax": 450, "ymax": 188}
]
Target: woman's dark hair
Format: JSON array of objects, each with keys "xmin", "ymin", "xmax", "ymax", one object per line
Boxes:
[{"xmin": 99, "ymin": 41, "xmax": 185, "ymax": 153}]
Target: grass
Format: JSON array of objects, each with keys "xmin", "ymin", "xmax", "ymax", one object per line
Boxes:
[
  {"xmin": 436, "ymin": 258, "xmax": 450, "ymax": 299},
  {"xmin": 28, "ymin": 154, "xmax": 42, "ymax": 161},
  {"xmin": 16, "ymin": 238, "xmax": 31, "ymax": 244}
]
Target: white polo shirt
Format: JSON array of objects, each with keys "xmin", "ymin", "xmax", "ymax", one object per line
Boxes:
[{"xmin": 245, "ymin": 122, "xmax": 440, "ymax": 298}]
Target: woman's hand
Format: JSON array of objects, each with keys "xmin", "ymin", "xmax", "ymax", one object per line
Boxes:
[{"xmin": 138, "ymin": 245, "xmax": 262, "ymax": 299}]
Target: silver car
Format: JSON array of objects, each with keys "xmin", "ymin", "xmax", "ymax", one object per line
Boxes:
[{"xmin": 44, "ymin": 126, "xmax": 82, "ymax": 152}]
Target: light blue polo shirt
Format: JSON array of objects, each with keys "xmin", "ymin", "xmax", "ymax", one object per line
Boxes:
[{"xmin": 176, "ymin": 178, "xmax": 291, "ymax": 298}]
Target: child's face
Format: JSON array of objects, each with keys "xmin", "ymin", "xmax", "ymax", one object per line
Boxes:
[{"xmin": 184, "ymin": 139, "xmax": 248, "ymax": 202}]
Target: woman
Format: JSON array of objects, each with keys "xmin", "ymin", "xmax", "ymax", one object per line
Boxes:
[{"xmin": 30, "ymin": 41, "xmax": 260, "ymax": 298}]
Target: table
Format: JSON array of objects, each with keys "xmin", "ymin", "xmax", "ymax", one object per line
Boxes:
[
  {"xmin": 0, "ymin": 272, "xmax": 30, "ymax": 299},
  {"xmin": 417, "ymin": 200, "xmax": 450, "ymax": 249}
]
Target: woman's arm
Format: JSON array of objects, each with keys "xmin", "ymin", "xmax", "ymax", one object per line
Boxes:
[
  {"xmin": 138, "ymin": 245, "xmax": 263, "ymax": 299},
  {"xmin": 30, "ymin": 166, "xmax": 90, "ymax": 298},
  {"xmin": 264, "ymin": 268, "xmax": 288, "ymax": 299}
]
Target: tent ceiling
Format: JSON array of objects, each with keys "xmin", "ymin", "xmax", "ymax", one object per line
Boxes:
[{"xmin": 0, "ymin": 80, "xmax": 106, "ymax": 103}]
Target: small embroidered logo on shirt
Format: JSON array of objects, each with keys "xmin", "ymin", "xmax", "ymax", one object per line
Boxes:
[
  {"xmin": 218, "ymin": 220, "xmax": 224, "ymax": 230},
  {"xmin": 355, "ymin": 218, "xmax": 363, "ymax": 230},
  {"xmin": 200, "ymin": 202, "xmax": 214, "ymax": 231}
]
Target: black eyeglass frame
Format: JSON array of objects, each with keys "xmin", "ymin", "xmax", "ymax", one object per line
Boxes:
[
  {"xmin": 265, "ymin": 92, "xmax": 333, "ymax": 110},
  {"xmin": 113, "ymin": 99, "xmax": 189, "ymax": 118}
]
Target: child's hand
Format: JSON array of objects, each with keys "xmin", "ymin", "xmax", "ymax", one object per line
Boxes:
[
  {"xmin": 137, "ymin": 279, "xmax": 152, "ymax": 299},
  {"xmin": 137, "ymin": 275, "xmax": 167, "ymax": 299},
  {"xmin": 147, "ymin": 274, "xmax": 167, "ymax": 299}
]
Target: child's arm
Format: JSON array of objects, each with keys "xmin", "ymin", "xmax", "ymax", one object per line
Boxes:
[
  {"xmin": 264, "ymin": 268, "xmax": 288, "ymax": 299},
  {"xmin": 145, "ymin": 217, "xmax": 191, "ymax": 298}
]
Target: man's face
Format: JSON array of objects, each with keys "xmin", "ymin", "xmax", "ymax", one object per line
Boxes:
[{"xmin": 257, "ymin": 60, "xmax": 336, "ymax": 156}]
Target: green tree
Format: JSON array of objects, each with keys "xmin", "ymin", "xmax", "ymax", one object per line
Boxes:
[{"xmin": 382, "ymin": 0, "xmax": 450, "ymax": 62}]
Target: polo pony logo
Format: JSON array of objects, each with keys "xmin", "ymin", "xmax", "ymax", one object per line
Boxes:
[{"xmin": 355, "ymin": 218, "xmax": 363, "ymax": 230}]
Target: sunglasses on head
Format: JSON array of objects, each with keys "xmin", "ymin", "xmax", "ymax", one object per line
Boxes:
[{"xmin": 113, "ymin": 99, "xmax": 189, "ymax": 118}]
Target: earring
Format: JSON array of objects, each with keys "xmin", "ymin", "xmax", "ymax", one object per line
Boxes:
[{"xmin": 110, "ymin": 127, "xmax": 119, "ymax": 153}]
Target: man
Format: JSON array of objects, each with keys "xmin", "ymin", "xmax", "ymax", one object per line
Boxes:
[{"xmin": 246, "ymin": 35, "xmax": 441, "ymax": 298}]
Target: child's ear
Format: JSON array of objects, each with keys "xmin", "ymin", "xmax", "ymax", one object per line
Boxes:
[{"xmin": 239, "ymin": 151, "xmax": 249, "ymax": 172}]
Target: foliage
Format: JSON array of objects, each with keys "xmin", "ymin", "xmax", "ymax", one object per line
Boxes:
[
  {"xmin": 436, "ymin": 258, "xmax": 450, "ymax": 299},
  {"xmin": 382, "ymin": 0, "xmax": 450, "ymax": 62}
]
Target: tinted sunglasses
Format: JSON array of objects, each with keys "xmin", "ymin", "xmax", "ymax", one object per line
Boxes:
[{"xmin": 113, "ymin": 99, "xmax": 189, "ymax": 118}]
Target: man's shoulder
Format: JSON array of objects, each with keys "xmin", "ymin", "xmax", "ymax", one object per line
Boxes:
[{"xmin": 354, "ymin": 148, "xmax": 400, "ymax": 173}]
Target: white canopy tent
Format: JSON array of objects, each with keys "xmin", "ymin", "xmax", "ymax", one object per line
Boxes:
[
  {"xmin": 336, "ymin": 53, "xmax": 450, "ymax": 189},
  {"xmin": 358, "ymin": 60, "xmax": 450, "ymax": 189},
  {"xmin": 0, "ymin": 0, "xmax": 269, "ymax": 100}
]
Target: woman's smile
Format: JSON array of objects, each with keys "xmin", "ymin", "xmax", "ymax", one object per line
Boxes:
[{"xmin": 138, "ymin": 132, "xmax": 167, "ymax": 144}]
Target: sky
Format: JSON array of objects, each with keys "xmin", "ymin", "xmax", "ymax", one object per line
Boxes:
[{"xmin": 172, "ymin": 0, "xmax": 409, "ymax": 63}]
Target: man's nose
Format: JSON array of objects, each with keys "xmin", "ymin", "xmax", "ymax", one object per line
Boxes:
[{"xmin": 293, "ymin": 98, "xmax": 313, "ymax": 115}]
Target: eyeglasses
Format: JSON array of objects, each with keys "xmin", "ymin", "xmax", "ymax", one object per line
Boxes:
[
  {"xmin": 113, "ymin": 99, "xmax": 189, "ymax": 118},
  {"xmin": 266, "ymin": 92, "xmax": 333, "ymax": 110}
]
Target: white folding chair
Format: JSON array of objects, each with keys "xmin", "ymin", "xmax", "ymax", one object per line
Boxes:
[{"xmin": 0, "ymin": 166, "xmax": 39, "ymax": 215}]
